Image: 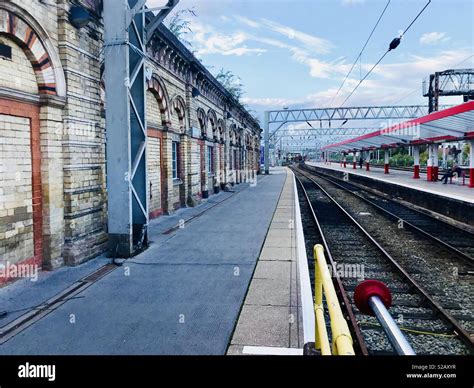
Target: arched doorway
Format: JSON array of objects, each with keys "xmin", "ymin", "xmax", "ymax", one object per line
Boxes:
[
  {"xmin": 0, "ymin": 5, "xmax": 65, "ymax": 278},
  {"xmin": 197, "ymin": 108, "xmax": 207, "ymax": 198},
  {"xmin": 172, "ymin": 96, "xmax": 187, "ymax": 206}
]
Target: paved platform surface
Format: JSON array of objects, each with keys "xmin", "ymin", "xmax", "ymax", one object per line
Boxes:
[
  {"xmin": 0, "ymin": 170, "xmax": 286, "ymax": 355},
  {"xmin": 307, "ymin": 161, "xmax": 473, "ymax": 204},
  {"xmin": 227, "ymin": 168, "xmax": 304, "ymax": 355}
]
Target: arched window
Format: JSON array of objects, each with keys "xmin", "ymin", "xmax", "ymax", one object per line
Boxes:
[
  {"xmin": 217, "ymin": 119, "xmax": 225, "ymax": 142},
  {"xmin": 197, "ymin": 108, "xmax": 207, "ymax": 137},
  {"xmin": 207, "ymin": 109, "xmax": 218, "ymax": 141},
  {"xmin": 0, "ymin": 7, "xmax": 66, "ymax": 97},
  {"xmin": 147, "ymin": 75, "xmax": 171, "ymax": 126},
  {"xmin": 172, "ymin": 96, "xmax": 186, "ymax": 133}
]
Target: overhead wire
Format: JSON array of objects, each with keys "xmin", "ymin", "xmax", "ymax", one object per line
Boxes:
[
  {"xmin": 339, "ymin": 0, "xmax": 432, "ymax": 107},
  {"xmin": 330, "ymin": 0, "xmax": 392, "ymax": 107}
]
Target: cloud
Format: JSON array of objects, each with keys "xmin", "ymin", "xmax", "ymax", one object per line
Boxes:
[
  {"xmin": 370, "ymin": 49, "xmax": 470, "ymax": 82},
  {"xmin": 232, "ymin": 16, "xmax": 334, "ymax": 55},
  {"xmin": 244, "ymin": 48, "xmax": 474, "ymax": 113},
  {"xmin": 259, "ymin": 19, "xmax": 333, "ymax": 55},
  {"xmin": 290, "ymin": 48, "xmax": 351, "ymax": 79},
  {"xmin": 419, "ymin": 32, "xmax": 450, "ymax": 45},
  {"xmin": 223, "ymin": 16, "xmax": 338, "ymax": 78},
  {"xmin": 191, "ymin": 23, "xmax": 266, "ymax": 57},
  {"xmin": 189, "ymin": 15, "xmax": 371, "ymax": 92},
  {"xmin": 189, "ymin": 15, "xmax": 334, "ymax": 64},
  {"xmin": 240, "ymin": 97, "xmax": 300, "ymax": 109},
  {"xmin": 235, "ymin": 16, "xmax": 262, "ymax": 29},
  {"xmin": 321, "ymin": 49, "xmax": 472, "ymax": 106}
]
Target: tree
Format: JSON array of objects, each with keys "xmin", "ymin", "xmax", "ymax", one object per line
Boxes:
[
  {"xmin": 215, "ymin": 68, "xmax": 245, "ymax": 102},
  {"xmin": 462, "ymin": 142, "xmax": 470, "ymax": 164},
  {"xmin": 215, "ymin": 69, "xmax": 261, "ymax": 124},
  {"xmin": 166, "ymin": 8, "xmax": 197, "ymax": 48}
]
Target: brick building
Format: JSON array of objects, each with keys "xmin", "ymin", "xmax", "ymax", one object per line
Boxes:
[{"xmin": 0, "ymin": 0, "xmax": 261, "ymax": 282}]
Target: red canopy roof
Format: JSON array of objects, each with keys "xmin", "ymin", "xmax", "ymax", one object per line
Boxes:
[{"xmin": 322, "ymin": 101, "xmax": 474, "ymax": 153}]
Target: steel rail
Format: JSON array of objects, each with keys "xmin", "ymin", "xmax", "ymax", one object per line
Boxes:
[
  {"xmin": 299, "ymin": 165, "xmax": 474, "ymax": 266},
  {"xmin": 292, "ymin": 166, "xmax": 474, "ymax": 350},
  {"xmin": 293, "ymin": 173, "xmax": 369, "ymax": 355}
]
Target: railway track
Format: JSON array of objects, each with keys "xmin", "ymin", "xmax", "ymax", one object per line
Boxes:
[
  {"xmin": 292, "ymin": 166, "xmax": 474, "ymax": 355},
  {"xmin": 300, "ymin": 164, "xmax": 474, "ymax": 264}
]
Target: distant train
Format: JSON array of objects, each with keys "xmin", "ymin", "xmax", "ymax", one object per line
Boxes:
[{"xmin": 282, "ymin": 153, "xmax": 304, "ymax": 166}]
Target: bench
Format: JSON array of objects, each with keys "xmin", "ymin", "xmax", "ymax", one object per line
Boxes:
[{"xmin": 449, "ymin": 169, "xmax": 467, "ymax": 186}]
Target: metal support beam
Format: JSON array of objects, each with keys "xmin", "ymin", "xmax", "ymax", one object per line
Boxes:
[
  {"xmin": 423, "ymin": 69, "xmax": 474, "ymax": 113},
  {"xmin": 264, "ymin": 104, "xmax": 449, "ymax": 166},
  {"xmin": 145, "ymin": 0, "xmax": 179, "ymax": 44},
  {"xmin": 266, "ymin": 105, "xmax": 450, "ymax": 125},
  {"xmin": 104, "ymin": 0, "xmax": 134, "ymax": 257},
  {"xmin": 104, "ymin": 0, "xmax": 178, "ymax": 257}
]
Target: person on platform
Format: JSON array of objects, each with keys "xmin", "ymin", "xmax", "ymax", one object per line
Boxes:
[
  {"xmin": 359, "ymin": 156, "xmax": 363, "ymax": 169},
  {"xmin": 440, "ymin": 164, "xmax": 462, "ymax": 184}
]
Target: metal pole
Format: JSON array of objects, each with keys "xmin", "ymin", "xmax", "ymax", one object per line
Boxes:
[
  {"xmin": 279, "ymin": 138, "xmax": 282, "ymax": 166},
  {"xmin": 128, "ymin": 0, "xmax": 149, "ymax": 250},
  {"xmin": 428, "ymin": 74, "xmax": 435, "ymax": 113},
  {"xmin": 104, "ymin": 0, "xmax": 178, "ymax": 257},
  {"xmin": 104, "ymin": 0, "xmax": 134, "ymax": 256},
  {"xmin": 264, "ymin": 111, "xmax": 270, "ymax": 174},
  {"xmin": 368, "ymin": 296, "xmax": 416, "ymax": 355},
  {"xmin": 314, "ymin": 245, "xmax": 355, "ymax": 355}
]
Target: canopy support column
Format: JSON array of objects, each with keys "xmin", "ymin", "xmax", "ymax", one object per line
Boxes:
[
  {"xmin": 469, "ymin": 139, "xmax": 474, "ymax": 188},
  {"xmin": 353, "ymin": 153, "xmax": 357, "ymax": 169},
  {"xmin": 384, "ymin": 149, "xmax": 389, "ymax": 174},
  {"xmin": 433, "ymin": 144, "xmax": 439, "ymax": 181},
  {"xmin": 413, "ymin": 146, "xmax": 420, "ymax": 179},
  {"xmin": 427, "ymin": 145, "xmax": 433, "ymax": 181},
  {"xmin": 365, "ymin": 151, "xmax": 370, "ymax": 171}
]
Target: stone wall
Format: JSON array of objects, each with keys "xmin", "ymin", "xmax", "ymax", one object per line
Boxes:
[{"xmin": 0, "ymin": 0, "xmax": 261, "ymax": 283}]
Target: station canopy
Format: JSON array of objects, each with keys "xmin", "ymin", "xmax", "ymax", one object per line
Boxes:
[{"xmin": 322, "ymin": 101, "xmax": 474, "ymax": 153}]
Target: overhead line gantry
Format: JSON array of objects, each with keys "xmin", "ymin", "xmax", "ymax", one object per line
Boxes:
[{"xmin": 263, "ymin": 104, "xmax": 451, "ymax": 173}]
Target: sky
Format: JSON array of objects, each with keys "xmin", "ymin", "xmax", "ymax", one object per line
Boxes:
[{"xmin": 147, "ymin": 0, "xmax": 474, "ymax": 147}]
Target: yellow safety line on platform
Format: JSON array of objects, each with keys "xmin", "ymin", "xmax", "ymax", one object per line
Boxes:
[{"xmin": 314, "ymin": 244, "xmax": 355, "ymax": 355}]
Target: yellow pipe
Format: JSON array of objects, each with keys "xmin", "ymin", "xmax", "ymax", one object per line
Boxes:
[
  {"xmin": 313, "ymin": 244, "xmax": 355, "ymax": 356},
  {"xmin": 314, "ymin": 257, "xmax": 331, "ymax": 354}
]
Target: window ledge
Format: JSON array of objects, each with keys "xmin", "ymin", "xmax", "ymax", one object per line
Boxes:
[{"xmin": 173, "ymin": 178, "xmax": 183, "ymax": 186}]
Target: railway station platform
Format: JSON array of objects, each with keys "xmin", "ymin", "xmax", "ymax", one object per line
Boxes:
[
  {"xmin": 227, "ymin": 169, "xmax": 305, "ymax": 355},
  {"xmin": 0, "ymin": 167, "xmax": 310, "ymax": 355},
  {"xmin": 306, "ymin": 161, "xmax": 474, "ymax": 225}
]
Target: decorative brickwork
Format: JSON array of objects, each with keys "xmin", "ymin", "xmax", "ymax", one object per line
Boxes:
[
  {"xmin": 0, "ymin": 99, "xmax": 42, "ymax": 283},
  {"xmin": 0, "ymin": 0, "xmax": 261, "ymax": 281}
]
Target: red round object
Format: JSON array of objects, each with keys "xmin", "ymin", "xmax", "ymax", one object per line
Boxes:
[{"xmin": 354, "ymin": 280, "xmax": 392, "ymax": 316}]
